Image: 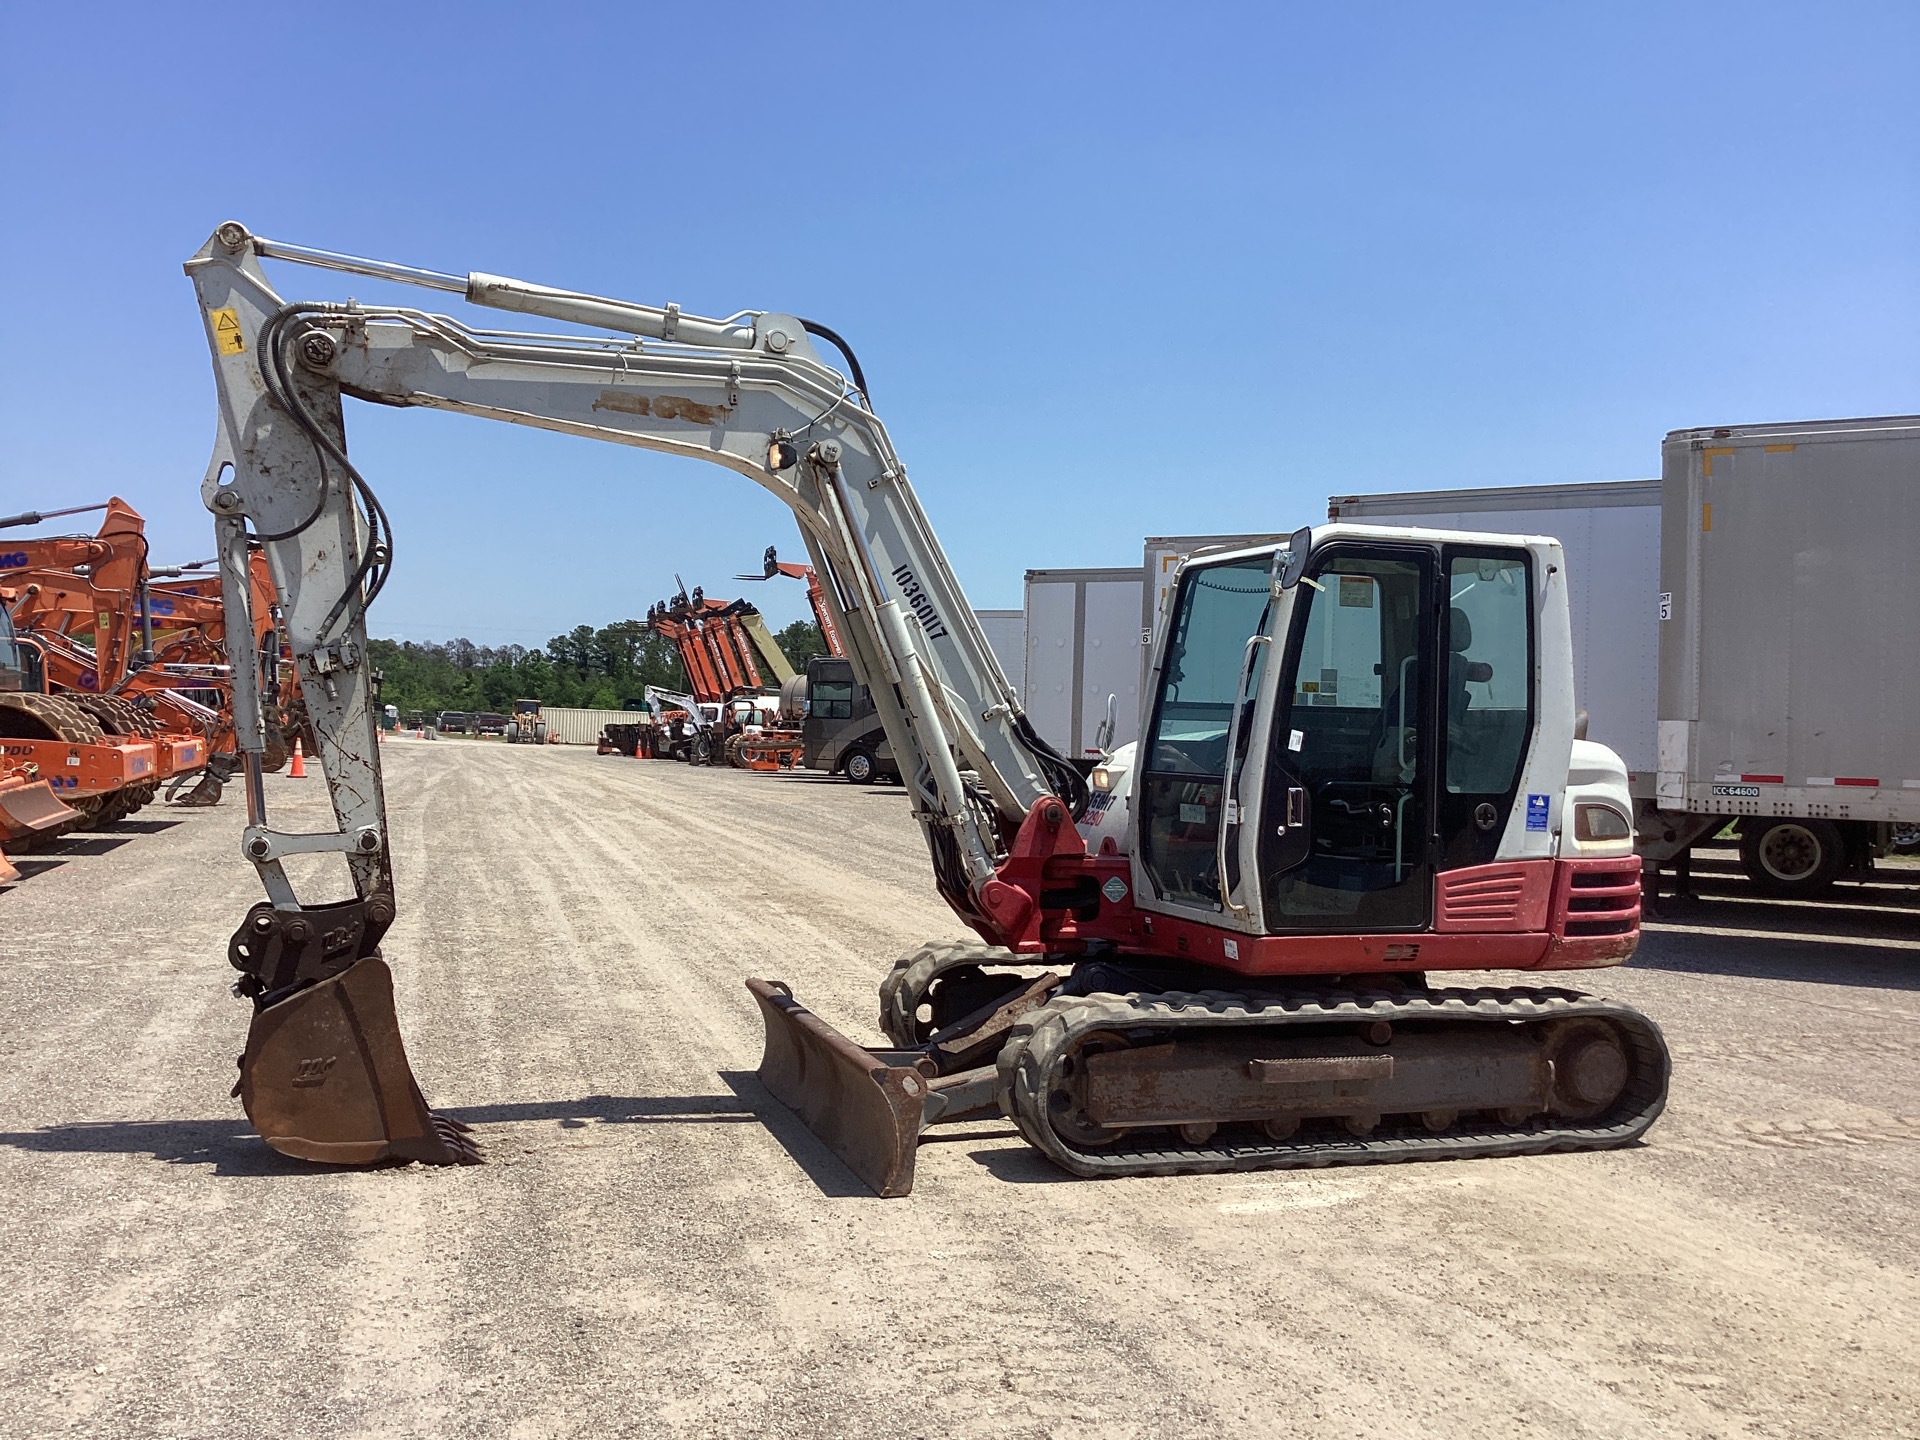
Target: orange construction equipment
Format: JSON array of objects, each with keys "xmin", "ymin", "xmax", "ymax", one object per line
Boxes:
[
  {"xmin": 148, "ymin": 550, "xmax": 305, "ymax": 772},
  {"xmin": 0, "ymin": 600, "xmax": 161, "ymax": 832},
  {"xmin": 646, "ymin": 579, "xmax": 795, "ymax": 702},
  {"xmin": 645, "ymin": 578, "xmax": 803, "ymax": 769},
  {"xmin": 735, "ymin": 545, "xmax": 844, "ymax": 658},
  {"xmin": 0, "ymin": 755, "xmax": 82, "ymax": 880},
  {"xmin": 0, "ymin": 498, "xmax": 296, "ymax": 804}
]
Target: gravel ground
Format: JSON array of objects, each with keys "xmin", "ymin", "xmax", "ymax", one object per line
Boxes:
[{"xmin": 1, "ymin": 738, "xmax": 1915, "ymax": 1440}]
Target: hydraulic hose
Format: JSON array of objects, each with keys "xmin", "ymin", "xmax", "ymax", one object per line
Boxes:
[{"xmin": 798, "ymin": 319, "xmax": 869, "ymax": 404}]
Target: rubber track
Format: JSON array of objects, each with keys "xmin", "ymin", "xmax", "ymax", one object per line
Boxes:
[
  {"xmin": 996, "ymin": 985, "xmax": 1670, "ymax": 1178},
  {"xmin": 877, "ymin": 939, "xmax": 1028, "ymax": 1048}
]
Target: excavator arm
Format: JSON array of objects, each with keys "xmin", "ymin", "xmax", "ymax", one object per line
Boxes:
[
  {"xmin": 187, "ymin": 224, "xmax": 1074, "ymax": 908},
  {"xmin": 185, "ymin": 223, "xmax": 1081, "ymax": 1171}
]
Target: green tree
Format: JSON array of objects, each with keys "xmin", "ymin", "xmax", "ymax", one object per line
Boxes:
[
  {"xmin": 774, "ymin": 619, "xmax": 827, "ymax": 669},
  {"xmin": 366, "ymin": 619, "xmax": 686, "ymax": 718}
]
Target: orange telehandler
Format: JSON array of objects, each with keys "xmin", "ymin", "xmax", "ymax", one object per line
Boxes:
[{"xmin": 736, "ymin": 544, "xmax": 844, "ymax": 660}]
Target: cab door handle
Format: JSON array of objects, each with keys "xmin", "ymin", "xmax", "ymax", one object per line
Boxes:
[{"xmin": 1277, "ymin": 785, "xmax": 1306, "ymax": 834}]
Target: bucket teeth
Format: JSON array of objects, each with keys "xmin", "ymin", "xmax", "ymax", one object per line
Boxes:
[{"xmin": 238, "ymin": 956, "xmax": 481, "ymax": 1167}]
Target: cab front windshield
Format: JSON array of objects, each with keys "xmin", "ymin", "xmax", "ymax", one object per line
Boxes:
[
  {"xmin": 0, "ymin": 612, "xmax": 21, "ymax": 690},
  {"xmin": 1139, "ymin": 557, "xmax": 1273, "ymax": 907}
]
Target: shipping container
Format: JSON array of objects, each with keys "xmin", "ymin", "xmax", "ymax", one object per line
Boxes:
[
  {"xmin": 538, "ymin": 706, "xmax": 653, "ymax": 746},
  {"xmin": 1326, "ymin": 481, "xmax": 1661, "ymax": 777},
  {"xmin": 1022, "ymin": 567, "xmax": 1145, "ymax": 758}
]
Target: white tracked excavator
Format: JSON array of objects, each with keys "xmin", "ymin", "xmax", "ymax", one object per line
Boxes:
[{"xmin": 186, "ymin": 223, "xmax": 1668, "ymax": 1193}]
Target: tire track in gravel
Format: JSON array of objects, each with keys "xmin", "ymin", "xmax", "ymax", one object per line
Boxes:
[{"xmin": 6, "ymin": 738, "xmax": 1918, "ymax": 1439}]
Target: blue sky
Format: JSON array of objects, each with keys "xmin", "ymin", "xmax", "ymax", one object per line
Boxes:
[{"xmin": 2, "ymin": 3, "xmax": 1914, "ymax": 646}]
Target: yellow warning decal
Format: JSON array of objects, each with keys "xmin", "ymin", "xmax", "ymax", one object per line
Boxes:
[{"xmin": 210, "ymin": 307, "xmax": 244, "ymax": 355}]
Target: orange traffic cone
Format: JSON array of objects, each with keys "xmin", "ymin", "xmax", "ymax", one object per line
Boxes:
[{"xmin": 290, "ymin": 739, "xmax": 307, "ymax": 778}]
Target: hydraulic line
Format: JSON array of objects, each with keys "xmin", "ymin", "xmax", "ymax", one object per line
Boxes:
[{"xmin": 256, "ymin": 305, "xmax": 394, "ymax": 643}]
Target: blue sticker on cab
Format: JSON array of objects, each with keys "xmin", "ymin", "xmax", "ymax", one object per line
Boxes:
[{"xmin": 1525, "ymin": 794, "xmax": 1550, "ymax": 831}]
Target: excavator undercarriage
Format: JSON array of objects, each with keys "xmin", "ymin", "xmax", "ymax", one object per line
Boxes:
[{"xmin": 751, "ymin": 943, "xmax": 1666, "ymax": 1195}]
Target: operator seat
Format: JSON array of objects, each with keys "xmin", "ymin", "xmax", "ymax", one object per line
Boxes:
[{"xmin": 1448, "ymin": 606, "xmax": 1475, "ymax": 729}]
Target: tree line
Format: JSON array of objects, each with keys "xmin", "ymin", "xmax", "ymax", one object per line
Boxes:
[{"xmin": 368, "ymin": 619, "xmax": 827, "ymax": 716}]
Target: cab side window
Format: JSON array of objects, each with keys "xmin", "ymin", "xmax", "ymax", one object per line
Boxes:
[
  {"xmin": 1433, "ymin": 550, "xmax": 1534, "ymax": 868},
  {"xmin": 1444, "ymin": 554, "xmax": 1531, "ymax": 798}
]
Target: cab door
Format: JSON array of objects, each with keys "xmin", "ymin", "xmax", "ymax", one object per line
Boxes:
[
  {"xmin": 1257, "ymin": 546, "xmax": 1437, "ymax": 932},
  {"xmin": 1135, "ymin": 555, "xmax": 1276, "ymax": 917}
]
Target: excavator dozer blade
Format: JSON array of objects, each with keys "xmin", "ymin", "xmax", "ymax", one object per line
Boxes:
[
  {"xmin": 0, "ymin": 777, "xmax": 80, "ymax": 841},
  {"xmin": 747, "ymin": 978, "xmax": 929, "ymax": 1198},
  {"xmin": 238, "ymin": 957, "xmax": 481, "ymax": 1167}
]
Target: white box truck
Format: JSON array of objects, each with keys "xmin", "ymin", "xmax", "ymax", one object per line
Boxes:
[
  {"xmin": 1329, "ymin": 415, "xmax": 1920, "ymax": 897},
  {"xmin": 1022, "ymin": 567, "xmax": 1145, "ymax": 759}
]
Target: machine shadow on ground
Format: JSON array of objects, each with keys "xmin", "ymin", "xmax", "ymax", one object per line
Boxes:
[
  {"xmin": 440, "ymin": 1095, "xmax": 758, "ymax": 1128},
  {"xmin": 0, "ymin": 1119, "xmax": 330, "ymax": 1176},
  {"xmin": 88, "ymin": 818, "xmax": 187, "ymax": 836},
  {"xmin": 0, "ymin": 1095, "xmax": 768, "ymax": 1176},
  {"xmin": 39, "ymin": 834, "xmax": 139, "ymax": 858},
  {"xmin": 1630, "ymin": 926, "xmax": 1920, "ymax": 991},
  {"xmin": 717, "ymin": 1069, "xmax": 878, "ymax": 1198},
  {"xmin": 1, "ymin": 857, "xmax": 68, "ymax": 886}
]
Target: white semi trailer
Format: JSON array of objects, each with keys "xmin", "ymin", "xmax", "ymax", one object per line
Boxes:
[
  {"xmin": 1330, "ymin": 414, "xmax": 1920, "ymax": 898},
  {"xmin": 1020, "ymin": 566, "xmax": 1144, "ymax": 759}
]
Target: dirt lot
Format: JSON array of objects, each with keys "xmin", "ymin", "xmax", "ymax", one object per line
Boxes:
[{"xmin": 2, "ymin": 739, "xmax": 1915, "ymax": 1439}]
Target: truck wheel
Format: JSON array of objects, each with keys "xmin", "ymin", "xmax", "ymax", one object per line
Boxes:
[
  {"xmin": 1740, "ymin": 818, "xmax": 1845, "ymax": 897},
  {"xmin": 843, "ymin": 747, "xmax": 877, "ymax": 784}
]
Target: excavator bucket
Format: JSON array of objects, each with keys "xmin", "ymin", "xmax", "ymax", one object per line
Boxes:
[
  {"xmin": 747, "ymin": 978, "xmax": 930, "ymax": 1198},
  {"xmin": 237, "ymin": 957, "xmax": 480, "ymax": 1166}
]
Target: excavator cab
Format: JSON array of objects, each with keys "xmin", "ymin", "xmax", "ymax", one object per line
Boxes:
[
  {"xmin": 0, "ymin": 610, "xmax": 48, "ymax": 695},
  {"xmin": 1135, "ymin": 527, "xmax": 1552, "ymax": 937}
]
